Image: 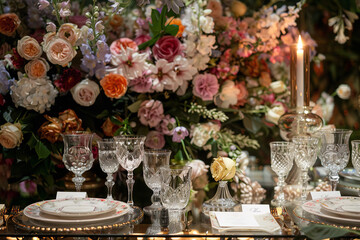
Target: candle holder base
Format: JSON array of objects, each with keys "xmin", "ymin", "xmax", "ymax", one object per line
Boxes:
[{"xmin": 278, "ymin": 106, "xmax": 323, "ymax": 141}]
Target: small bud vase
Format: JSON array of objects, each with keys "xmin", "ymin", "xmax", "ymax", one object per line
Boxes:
[{"xmin": 202, "ymin": 181, "xmax": 239, "ymax": 215}]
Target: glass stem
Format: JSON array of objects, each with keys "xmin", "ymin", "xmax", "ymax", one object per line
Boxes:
[
  {"xmin": 127, "ymin": 171, "xmax": 135, "ymax": 206},
  {"xmin": 72, "ymin": 175, "xmax": 85, "ymax": 192},
  {"xmin": 301, "ymin": 170, "xmax": 309, "ymax": 201},
  {"xmin": 151, "ymin": 189, "xmax": 161, "ymax": 206},
  {"xmin": 105, "ymin": 173, "xmax": 115, "ymax": 200},
  {"xmin": 277, "ymin": 175, "xmax": 286, "ymax": 204},
  {"xmin": 329, "ymin": 173, "xmax": 339, "ymax": 191}
]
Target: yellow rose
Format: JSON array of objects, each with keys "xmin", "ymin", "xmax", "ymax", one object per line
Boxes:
[
  {"xmin": 231, "ymin": 1, "xmax": 247, "ymax": 18},
  {"xmin": 210, "ymin": 156, "xmax": 236, "ymax": 181},
  {"xmin": 17, "ymin": 36, "xmax": 42, "ymax": 60},
  {"xmin": 0, "ymin": 123, "xmax": 23, "ymax": 149}
]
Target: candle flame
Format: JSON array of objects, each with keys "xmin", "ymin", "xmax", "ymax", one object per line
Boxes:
[{"xmin": 297, "ymin": 35, "xmax": 303, "ymax": 49}]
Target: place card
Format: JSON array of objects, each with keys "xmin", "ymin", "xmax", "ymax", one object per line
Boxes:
[
  {"xmin": 309, "ymin": 191, "xmax": 341, "ymax": 200},
  {"xmin": 56, "ymin": 191, "xmax": 87, "ymax": 200},
  {"xmin": 214, "ymin": 212, "xmax": 259, "ymax": 227},
  {"xmin": 242, "ymin": 204, "xmax": 270, "ymax": 214}
]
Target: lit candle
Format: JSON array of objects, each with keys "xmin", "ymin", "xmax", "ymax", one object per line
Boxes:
[{"xmin": 296, "ymin": 35, "xmax": 304, "ymax": 107}]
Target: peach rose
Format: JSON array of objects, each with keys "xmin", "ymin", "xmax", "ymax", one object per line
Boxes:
[
  {"xmin": 0, "ymin": 123, "xmax": 23, "ymax": 149},
  {"xmin": 100, "ymin": 73, "xmax": 128, "ymax": 99},
  {"xmin": 0, "ymin": 13, "xmax": 21, "ymax": 36},
  {"xmin": 38, "ymin": 115, "xmax": 63, "ymax": 143},
  {"xmin": 165, "ymin": 18, "xmax": 185, "ymax": 37},
  {"xmin": 44, "ymin": 37, "xmax": 77, "ymax": 66},
  {"xmin": 58, "ymin": 109, "xmax": 83, "ymax": 133},
  {"xmin": 259, "ymin": 71, "xmax": 271, "ymax": 88},
  {"xmin": 110, "ymin": 38, "xmax": 138, "ymax": 55},
  {"xmin": 58, "ymin": 23, "xmax": 80, "ymax": 46},
  {"xmin": 17, "ymin": 36, "xmax": 42, "ymax": 60},
  {"xmin": 24, "ymin": 58, "xmax": 49, "ymax": 79},
  {"xmin": 42, "ymin": 32, "xmax": 56, "ymax": 48}
]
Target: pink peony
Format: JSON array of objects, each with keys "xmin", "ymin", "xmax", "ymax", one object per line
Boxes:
[
  {"xmin": 192, "ymin": 74, "xmax": 219, "ymax": 101},
  {"xmin": 138, "ymin": 100, "xmax": 164, "ymax": 128},
  {"xmin": 152, "ymin": 36, "xmax": 183, "ymax": 62},
  {"xmin": 145, "ymin": 131, "xmax": 165, "ymax": 149},
  {"xmin": 235, "ymin": 81, "xmax": 248, "ymax": 107}
]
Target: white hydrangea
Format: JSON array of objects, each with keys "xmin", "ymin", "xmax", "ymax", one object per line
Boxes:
[{"xmin": 10, "ymin": 76, "xmax": 58, "ymax": 114}]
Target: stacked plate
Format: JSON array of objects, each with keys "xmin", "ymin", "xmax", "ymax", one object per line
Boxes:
[
  {"xmin": 338, "ymin": 169, "xmax": 360, "ymax": 196},
  {"xmin": 23, "ymin": 198, "xmax": 131, "ymax": 225},
  {"xmin": 302, "ymin": 196, "xmax": 360, "ymax": 226}
]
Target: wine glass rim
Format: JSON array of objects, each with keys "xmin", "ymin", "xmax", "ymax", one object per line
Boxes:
[
  {"xmin": 318, "ymin": 129, "xmax": 353, "ymax": 134},
  {"xmin": 145, "ymin": 149, "xmax": 171, "ymax": 154},
  {"xmin": 292, "ymin": 135, "xmax": 319, "ymax": 141},
  {"xmin": 61, "ymin": 131, "xmax": 94, "ymax": 136},
  {"xmin": 97, "ymin": 138, "xmax": 115, "ymax": 142},
  {"xmin": 114, "ymin": 135, "xmax": 146, "ymax": 139}
]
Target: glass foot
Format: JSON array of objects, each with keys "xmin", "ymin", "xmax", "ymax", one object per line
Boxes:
[{"xmin": 143, "ymin": 204, "xmax": 162, "ymax": 215}]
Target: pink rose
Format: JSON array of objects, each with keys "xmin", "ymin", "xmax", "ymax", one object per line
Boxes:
[
  {"xmin": 43, "ymin": 37, "xmax": 77, "ymax": 66},
  {"xmin": 235, "ymin": 81, "xmax": 248, "ymax": 107},
  {"xmin": 152, "ymin": 35, "xmax": 183, "ymax": 62},
  {"xmin": 192, "ymin": 74, "xmax": 219, "ymax": 101},
  {"xmin": 138, "ymin": 100, "xmax": 164, "ymax": 127},
  {"xmin": 134, "ymin": 34, "xmax": 151, "ymax": 46},
  {"xmin": 110, "ymin": 38, "xmax": 138, "ymax": 55},
  {"xmin": 145, "ymin": 131, "xmax": 165, "ymax": 149}
]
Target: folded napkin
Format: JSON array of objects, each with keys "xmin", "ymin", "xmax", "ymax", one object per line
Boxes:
[{"xmin": 209, "ymin": 211, "xmax": 281, "ymax": 233}]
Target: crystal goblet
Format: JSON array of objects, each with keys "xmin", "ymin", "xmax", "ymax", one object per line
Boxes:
[
  {"xmin": 351, "ymin": 140, "xmax": 360, "ymax": 195},
  {"xmin": 115, "ymin": 135, "xmax": 146, "ymax": 207},
  {"xmin": 143, "ymin": 149, "xmax": 171, "ymax": 214},
  {"xmin": 97, "ymin": 139, "xmax": 119, "ymax": 200},
  {"xmin": 319, "ymin": 129, "xmax": 352, "ymax": 191},
  {"xmin": 292, "ymin": 136, "xmax": 319, "ymax": 202},
  {"xmin": 61, "ymin": 132, "xmax": 94, "ymax": 192},
  {"xmin": 270, "ymin": 141, "xmax": 294, "ymax": 206}
]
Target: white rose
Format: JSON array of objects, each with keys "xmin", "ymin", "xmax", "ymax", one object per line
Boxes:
[
  {"xmin": 214, "ymin": 81, "xmax": 240, "ymax": 108},
  {"xmin": 71, "ymin": 79, "xmax": 100, "ymax": 106},
  {"xmin": 210, "ymin": 156, "xmax": 236, "ymax": 181},
  {"xmin": 336, "ymin": 84, "xmax": 351, "ymax": 99},
  {"xmin": 199, "ymin": 16, "xmax": 214, "ymax": 34},
  {"xmin": 265, "ymin": 104, "xmax": 285, "ymax": 125},
  {"xmin": 0, "ymin": 123, "xmax": 23, "ymax": 149},
  {"xmin": 270, "ymin": 80, "xmax": 286, "ymax": 94}
]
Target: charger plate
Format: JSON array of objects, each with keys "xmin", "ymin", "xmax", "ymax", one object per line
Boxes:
[
  {"xmin": 320, "ymin": 196, "xmax": 360, "ymax": 218},
  {"xmin": 12, "ymin": 206, "xmax": 144, "ymax": 232}
]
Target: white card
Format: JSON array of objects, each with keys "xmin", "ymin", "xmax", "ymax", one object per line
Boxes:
[
  {"xmin": 242, "ymin": 204, "xmax": 270, "ymax": 214},
  {"xmin": 309, "ymin": 191, "xmax": 341, "ymax": 200},
  {"xmin": 56, "ymin": 191, "xmax": 87, "ymax": 199},
  {"xmin": 214, "ymin": 212, "xmax": 259, "ymax": 227}
]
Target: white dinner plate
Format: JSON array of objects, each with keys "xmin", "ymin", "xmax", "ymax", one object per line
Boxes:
[
  {"xmin": 302, "ymin": 199, "xmax": 360, "ymax": 225},
  {"xmin": 24, "ymin": 200, "xmax": 131, "ymax": 224},
  {"xmin": 39, "ymin": 198, "xmax": 117, "ymax": 217},
  {"xmin": 339, "ymin": 168, "xmax": 360, "ymax": 182},
  {"xmin": 319, "ymin": 196, "xmax": 360, "ymax": 218}
]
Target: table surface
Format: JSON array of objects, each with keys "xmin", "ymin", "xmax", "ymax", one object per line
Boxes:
[{"xmin": 1, "ymin": 204, "xmax": 360, "ymax": 239}]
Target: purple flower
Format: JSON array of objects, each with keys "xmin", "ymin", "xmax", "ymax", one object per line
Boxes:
[
  {"xmin": 145, "ymin": 131, "xmax": 165, "ymax": 149},
  {"xmin": 38, "ymin": 0, "xmax": 50, "ymax": 10},
  {"xmin": 0, "ymin": 61, "xmax": 12, "ymax": 95},
  {"xmin": 19, "ymin": 180, "xmax": 37, "ymax": 196},
  {"xmin": 128, "ymin": 70, "xmax": 153, "ymax": 93},
  {"xmin": 172, "ymin": 126, "xmax": 189, "ymax": 142},
  {"xmin": 96, "ymin": 40, "xmax": 111, "ymax": 63},
  {"xmin": 81, "ymin": 54, "xmax": 96, "ymax": 75},
  {"xmin": 156, "ymin": 115, "xmax": 176, "ymax": 135}
]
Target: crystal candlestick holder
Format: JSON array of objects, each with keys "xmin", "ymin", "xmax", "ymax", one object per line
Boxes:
[{"xmin": 202, "ymin": 181, "xmax": 238, "ymax": 214}]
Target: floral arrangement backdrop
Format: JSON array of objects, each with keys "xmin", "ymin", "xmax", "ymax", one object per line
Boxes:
[{"xmin": 0, "ymin": 0, "xmax": 358, "ymax": 207}]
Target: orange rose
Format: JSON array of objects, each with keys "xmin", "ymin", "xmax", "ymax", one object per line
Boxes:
[
  {"xmin": 101, "ymin": 116, "xmax": 122, "ymax": 137},
  {"xmin": 100, "ymin": 73, "xmax": 128, "ymax": 99},
  {"xmin": 108, "ymin": 14, "xmax": 123, "ymax": 29},
  {"xmin": 17, "ymin": 36, "xmax": 42, "ymax": 60},
  {"xmin": 110, "ymin": 38, "xmax": 138, "ymax": 55},
  {"xmin": 38, "ymin": 115, "xmax": 63, "ymax": 143},
  {"xmin": 58, "ymin": 109, "xmax": 83, "ymax": 132},
  {"xmin": 24, "ymin": 58, "xmax": 49, "ymax": 79},
  {"xmin": 165, "ymin": 18, "xmax": 185, "ymax": 37},
  {"xmin": 0, "ymin": 13, "xmax": 21, "ymax": 36}
]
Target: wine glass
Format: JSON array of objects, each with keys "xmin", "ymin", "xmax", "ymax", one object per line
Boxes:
[
  {"xmin": 292, "ymin": 136, "xmax": 319, "ymax": 202},
  {"xmin": 115, "ymin": 135, "xmax": 146, "ymax": 207},
  {"xmin": 61, "ymin": 132, "xmax": 94, "ymax": 192},
  {"xmin": 143, "ymin": 149, "xmax": 171, "ymax": 214},
  {"xmin": 318, "ymin": 129, "xmax": 352, "ymax": 191},
  {"xmin": 351, "ymin": 140, "xmax": 360, "ymax": 195},
  {"xmin": 97, "ymin": 139, "xmax": 120, "ymax": 200},
  {"xmin": 270, "ymin": 141, "xmax": 294, "ymax": 206}
]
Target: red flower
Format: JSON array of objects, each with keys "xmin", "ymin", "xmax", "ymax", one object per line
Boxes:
[
  {"xmin": 11, "ymin": 48, "xmax": 25, "ymax": 69},
  {"xmin": 54, "ymin": 68, "xmax": 82, "ymax": 92},
  {"xmin": 0, "ymin": 94, "xmax": 5, "ymax": 106}
]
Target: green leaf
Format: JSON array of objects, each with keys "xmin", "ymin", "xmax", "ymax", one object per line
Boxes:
[
  {"xmin": 35, "ymin": 140, "xmax": 51, "ymax": 159},
  {"xmin": 160, "ymin": 5, "xmax": 167, "ymax": 29},
  {"xmin": 211, "ymin": 140, "xmax": 218, "ymax": 157},
  {"xmin": 110, "ymin": 115, "xmax": 122, "ymax": 125},
  {"xmin": 150, "ymin": 9, "xmax": 161, "ymax": 33},
  {"xmin": 128, "ymin": 99, "xmax": 144, "ymax": 113},
  {"xmin": 27, "ymin": 134, "xmax": 37, "ymax": 148},
  {"xmin": 138, "ymin": 35, "xmax": 160, "ymax": 50},
  {"xmin": 174, "ymin": 150, "xmax": 184, "ymax": 161},
  {"xmin": 165, "ymin": 24, "xmax": 179, "ymax": 36},
  {"xmin": 96, "ymin": 110, "xmax": 109, "ymax": 119}
]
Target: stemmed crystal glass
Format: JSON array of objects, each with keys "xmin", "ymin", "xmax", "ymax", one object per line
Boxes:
[
  {"xmin": 318, "ymin": 129, "xmax": 352, "ymax": 191},
  {"xmin": 97, "ymin": 139, "xmax": 120, "ymax": 200},
  {"xmin": 351, "ymin": 140, "xmax": 360, "ymax": 195},
  {"xmin": 61, "ymin": 132, "xmax": 94, "ymax": 192},
  {"xmin": 143, "ymin": 149, "xmax": 171, "ymax": 214},
  {"xmin": 115, "ymin": 135, "xmax": 146, "ymax": 207},
  {"xmin": 270, "ymin": 141, "xmax": 294, "ymax": 206},
  {"xmin": 293, "ymin": 136, "xmax": 319, "ymax": 202}
]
